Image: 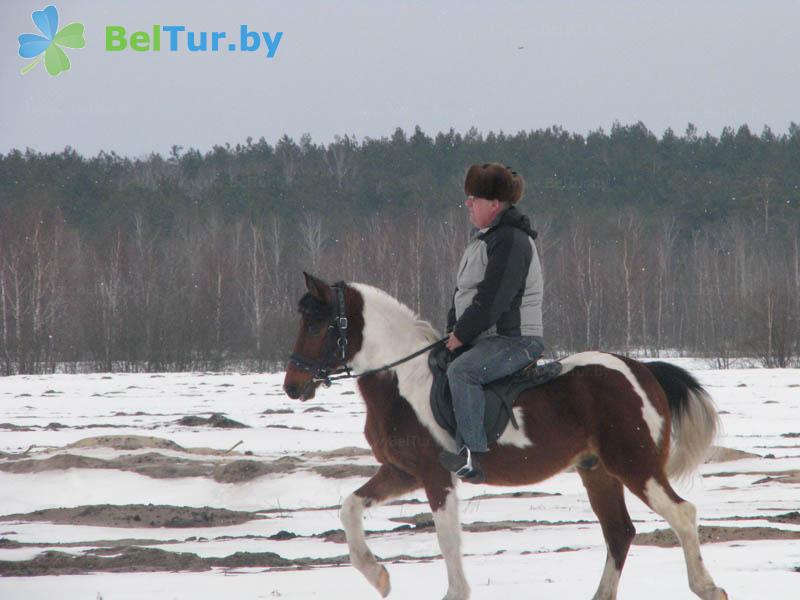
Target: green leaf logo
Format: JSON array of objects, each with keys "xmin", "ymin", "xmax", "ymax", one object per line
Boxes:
[{"xmin": 18, "ymin": 5, "xmax": 86, "ymax": 76}]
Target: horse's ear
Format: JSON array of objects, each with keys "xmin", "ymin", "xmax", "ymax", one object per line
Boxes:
[{"xmin": 303, "ymin": 272, "xmax": 332, "ymax": 303}]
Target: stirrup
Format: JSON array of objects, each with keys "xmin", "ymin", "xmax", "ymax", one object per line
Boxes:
[
  {"xmin": 439, "ymin": 446, "xmax": 484, "ymax": 482},
  {"xmin": 455, "ymin": 447, "xmax": 474, "ymax": 478},
  {"xmin": 439, "ymin": 446, "xmax": 471, "ymax": 472}
]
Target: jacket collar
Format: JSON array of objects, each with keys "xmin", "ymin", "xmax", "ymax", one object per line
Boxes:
[{"xmin": 474, "ymin": 206, "xmax": 538, "ymax": 239}]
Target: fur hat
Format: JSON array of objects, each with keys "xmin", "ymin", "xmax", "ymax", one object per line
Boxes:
[{"xmin": 464, "ymin": 163, "xmax": 524, "ymax": 205}]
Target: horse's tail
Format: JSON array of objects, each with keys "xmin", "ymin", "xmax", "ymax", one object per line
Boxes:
[{"xmin": 645, "ymin": 361, "xmax": 720, "ymax": 480}]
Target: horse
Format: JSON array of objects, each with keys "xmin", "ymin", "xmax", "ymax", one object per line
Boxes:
[{"xmin": 283, "ymin": 273, "xmax": 728, "ymax": 600}]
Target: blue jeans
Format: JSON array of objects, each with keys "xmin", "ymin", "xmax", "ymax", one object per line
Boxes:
[{"xmin": 447, "ymin": 335, "xmax": 544, "ymax": 452}]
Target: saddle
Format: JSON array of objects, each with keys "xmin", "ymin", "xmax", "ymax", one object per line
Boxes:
[{"xmin": 428, "ymin": 345, "xmax": 562, "ymax": 445}]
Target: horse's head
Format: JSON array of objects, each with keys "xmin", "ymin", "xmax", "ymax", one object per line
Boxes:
[{"xmin": 283, "ymin": 273, "xmax": 364, "ymax": 400}]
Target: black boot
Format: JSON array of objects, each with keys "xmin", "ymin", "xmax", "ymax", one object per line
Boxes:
[{"xmin": 439, "ymin": 446, "xmax": 486, "ymax": 483}]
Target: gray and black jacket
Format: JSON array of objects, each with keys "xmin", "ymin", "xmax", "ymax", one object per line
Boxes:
[{"xmin": 447, "ymin": 206, "xmax": 543, "ymax": 345}]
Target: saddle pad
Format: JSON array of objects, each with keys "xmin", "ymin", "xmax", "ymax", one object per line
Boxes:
[{"xmin": 428, "ymin": 345, "xmax": 562, "ymax": 444}]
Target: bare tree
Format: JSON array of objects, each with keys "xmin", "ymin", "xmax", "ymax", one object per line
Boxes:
[
  {"xmin": 618, "ymin": 212, "xmax": 643, "ymax": 352},
  {"xmin": 300, "ymin": 212, "xmax": 324, "ymax": 274},
  {"xmin": 568, "ymin": 219, "xmax": 597, "ymax": 349},
  {"xmin": 96, "ymin": 231, "xmax": 123, "ymax": 371},
  {"xmin": 207, "ymin": 216, "xmax": 227, "ymax": 358},
  {"xmin": 0, "ymin": 245, "xmax": 9, "ymax": 374},
  {"xmin": 793, "ymin": 224, "xmax": 800, "ymax": 359},
  {"xmin": 265, "ymin": 215, "xmax": 286, "ymax": 312},
  {"xmin": 130, "ymin": 214, "xmax": 159, "ymax": 361},
  {"xmin": 241, "ymin": 222, "xmax": 268, "ymax": 356},
  {"xmin": 654, "ymin": 218, "xmax": 678, "ymax": 354},
  {"xmin": 407, "ymin": 211, "xmax": 424, "ymax": 315},
  {"xmin": 37, "ymin": 216, "xmax": 65, "ymax": 369},
  {"xmin": 1, "ymin": 235, "xmax": 29, "ymax": 371}
]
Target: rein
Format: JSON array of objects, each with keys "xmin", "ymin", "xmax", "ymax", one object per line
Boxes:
[
  {"xmin": 288, "ymin": 282, "xmax": 448, "ymax": 388},
  {"xmin": 324, "ymin": 336, "xmax": 448, "ymax": 384}
]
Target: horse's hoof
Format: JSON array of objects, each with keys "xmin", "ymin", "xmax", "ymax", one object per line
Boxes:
[
  {"xmin": 702, "ymin": 588, "xmax": 728, "ymax": 600},
  {"xmin": 376, "ymin": 564, "xmax": 391, "ymax": 597}
]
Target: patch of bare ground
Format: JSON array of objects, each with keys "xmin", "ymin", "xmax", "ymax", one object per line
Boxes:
[
  {"xmin": 264, "ymin": 424, "xmax": 308, "ymax": 431},
  {"xmin": 0, "ymin": 423, "xmax": 36, "ymax": 432},
  {"xmin": 767, "ymin": 511, "xmax": 800, "ymax": 524},
  {"xmin": 0, "ymin": 504, "xmax": 263, "ymax": 528},
  {"xmin": 520, "ymin": 546, "xmax": 584, "ymax": 555},
  {"xmin": 311, "ymin": 464, "xmax": 379, "ymax": 479},
  {"xmin": 386, "ymin": 512, "xmax": 594, "ymax": 533},
  {"xmin": 0, "ymin": 422, "xmax": 130, "ymax": 431},
  {"xmin": 0, "ymin": 537, "xmax": 183, "ymax": 549},
  {"xmin": 634, "ymin": 525, "xmax": 800, "ymax": 547},
  {"xmin": 702, "ymin": 469, "xmax": 800, "ymax": 483},
  {"xmin": 704, "ymin": 511, "xmax": 800, "ymax": 525},
  {"xmin": 0, "ymin": 546, "xmax": 449, "ymax": 577},
  {"xmin": 706, "ymin": 446, "xmax": 761, "ymax": 462},
  {"xmin": 67, "ymin": 435, "xmax": 184, "ymax": 451},
  {"xmin": 212, "ymin": 458, "xmax": 299, "ymax": 483},
  {"xmin": 317, "ymin": 518, "xmax": 601, "ymax": 545},
  {"xmin": 752, "ymin": 472, "xmax": 800, "ymax": 484},
  {"xmin": 0, "ymin": 452, "xmax": 311, "ymax": 481},
  {"xmin": 756, "ymin": 444, "xmax": 800, "ymax": 449},
  {"xmin": 0, "ymin": 438, "xmax": 382, "ymax": 483},
  {"xmin": 0, "ymin": 548, "xmax": 210, "ymax": 576},
  {"xmin": 0, "ymin": 547, "xmax": 421, "ymax": 576},
  {"xmin": 0, "ymin": 453, "xmax": 216, "ymax": 479},
  {"xmin": 66, "ymin": 434, "xmax": 246, "ymax": 457},
  {"xmin": 303, "ymin": 447, "xmax": 373, "ymax": 459},
  {"xmin": 0, "ymin": 435, "xmax": 382, "ymax": 481},
  {"xmin": 0, "ymin": 530, "xmax": 329, "ymax": 550},
  {"xmin": 175, "ymin": 413, "xmax": 249, "ymax": 428},
  {"xmin": 256, "ymin": 495, "xmax": 426, "ymax": 516},
  {"xmin": 466, "ymin": 490, "xmax": 561, "ymax": 501}
]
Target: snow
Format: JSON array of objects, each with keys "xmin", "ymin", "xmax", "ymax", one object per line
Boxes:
[{"xmin": 1, "ymin": 364, "xmax": 799, "ymax": 599}]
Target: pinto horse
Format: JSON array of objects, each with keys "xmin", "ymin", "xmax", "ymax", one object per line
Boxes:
[{"xmin": 283, "ymin": 274, "xmax": 728, "ymax": 600}]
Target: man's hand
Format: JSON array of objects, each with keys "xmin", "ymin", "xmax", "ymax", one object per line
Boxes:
[{"xmin": 446, "ymin": 332, "xmax": 464, "ymax": 352}]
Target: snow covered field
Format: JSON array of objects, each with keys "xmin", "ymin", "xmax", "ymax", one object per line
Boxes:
[{"xmin": 1, "ymin": 360, "xmax": 799, "ymax": 599}]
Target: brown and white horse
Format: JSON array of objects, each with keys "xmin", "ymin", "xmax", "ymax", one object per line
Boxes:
[{"xmin": 283, "ymin": 274, "xmax": 728, "ymax": 600}]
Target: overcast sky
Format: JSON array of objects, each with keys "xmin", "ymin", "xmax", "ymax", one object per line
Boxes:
[{"xmin": 2, "ymin": 0, "xmax": 799, "ymax": 157}]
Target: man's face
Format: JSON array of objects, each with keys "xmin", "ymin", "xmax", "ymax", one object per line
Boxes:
[{"xmin": 466, "ymin": 195, "xmax": 501, "ymax": 229}]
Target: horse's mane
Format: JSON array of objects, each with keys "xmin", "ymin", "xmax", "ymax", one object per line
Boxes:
[{"xmin": 351, "ymin": 283, "xmax": 441, "ymax": 345}]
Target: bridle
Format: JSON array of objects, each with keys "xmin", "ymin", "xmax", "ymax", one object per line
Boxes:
[
  {"xmin": 288, "ymin": 282, "xmax": 353, "ymax": 388},
  {"xmin": 287, "ymin": 282, "xmax": 447, "ymax": 392}
]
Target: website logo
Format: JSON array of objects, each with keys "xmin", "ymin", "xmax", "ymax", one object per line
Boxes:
[
  {"xmin": 105, "ymin": 26, "xmax": 283, "ymax": 57},
  {"xmin": 18, "ymin": 5, "xmax": 85, "ymax": 76}
]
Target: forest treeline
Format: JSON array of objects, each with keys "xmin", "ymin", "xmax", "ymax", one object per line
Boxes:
[{"xmin": 0, "ymin": 122, "xmax": 798, "ymax": 373}]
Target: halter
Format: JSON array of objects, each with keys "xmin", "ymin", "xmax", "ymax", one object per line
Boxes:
[
  {"xmin": 287, "ymin": 282, "xmax": 448, "ymax": 390},
  {"xmin": 288, "ymin": 282, "xmax": 352, "ymax": 387}
]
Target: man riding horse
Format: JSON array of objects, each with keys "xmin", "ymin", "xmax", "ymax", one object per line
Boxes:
[
  {"xmin": 439, "ymin": 163, "xmax": 544, "ymax": 483},
  {"xmin": 283, "ymin": 163, "xmax": 727, "ymax": 600}
]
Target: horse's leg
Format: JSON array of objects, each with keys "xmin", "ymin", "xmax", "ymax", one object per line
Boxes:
[
  {"xmin": 341, "ymin": 463, "xmax": 420, "ymax": 597},
  {"xmin": 425, "ymin": 476, "xmax": 470, "ymax": 600},
  {"xmin": 607, "ymin": 459, "xmax": 728, "ymax": 600},
  {"xmin": 635, "ymin": 476, "xmax": 728, "ymax": 600},
  {"xmin": 578, "ymin": 465, "xmax": 635, "ymax": 600}
]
